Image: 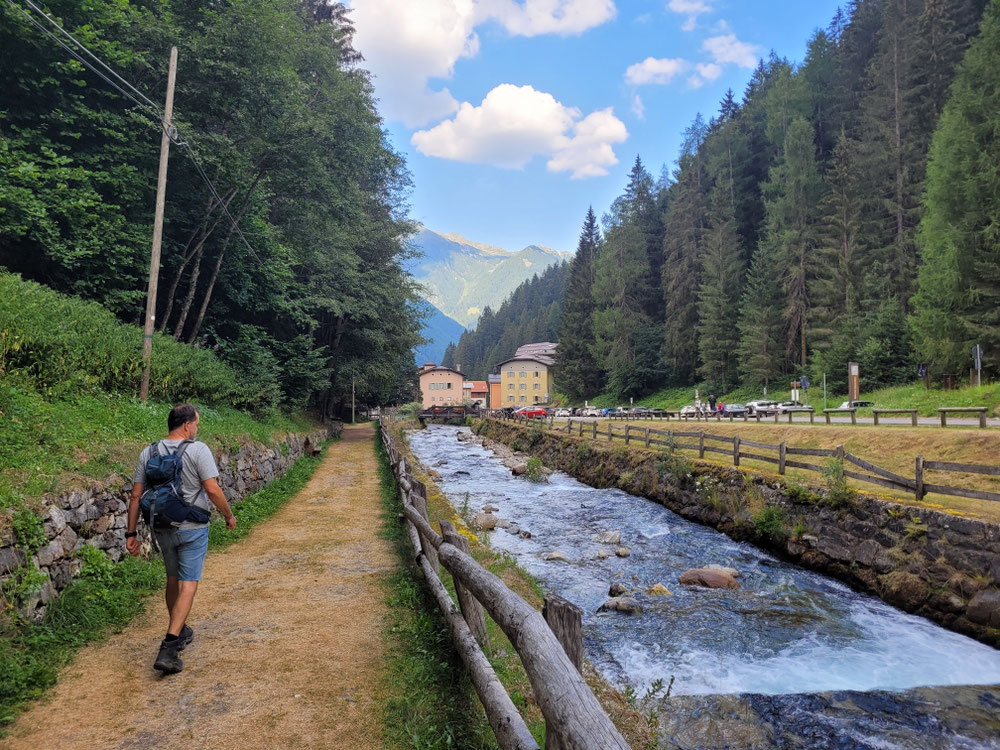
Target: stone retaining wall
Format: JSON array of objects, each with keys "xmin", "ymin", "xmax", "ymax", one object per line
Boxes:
[
  {"xmin": 1, "ymin": 423, "xmax": 340, "ymax": 618},
  {"xmin": 475, "ymin": 419, "xmax": 1000, "ymax": 649}
]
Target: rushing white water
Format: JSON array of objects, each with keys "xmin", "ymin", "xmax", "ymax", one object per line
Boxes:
[{"xmin": 408, "ymin": 425, "xmax": 1000, "ymax": 697}]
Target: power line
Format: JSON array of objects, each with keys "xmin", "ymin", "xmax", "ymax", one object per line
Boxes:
[{"xmin": 7, "ymin": 0, "xmax": 311, "ymax": 321}]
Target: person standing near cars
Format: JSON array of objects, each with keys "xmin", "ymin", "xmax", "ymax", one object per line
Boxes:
[
  {"xmin": 708, "ymin": 393, "xmax": 717, "ymax": 412},
  {"xmin": 125, "ymin": 403, "xmax": 237, "ymax": 674}
]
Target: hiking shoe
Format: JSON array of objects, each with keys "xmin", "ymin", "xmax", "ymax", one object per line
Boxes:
[
  {"xmin": 153, "ymin": 639, "xmax": 184, "ymax": 674},
  {"xmin": 177, "ymin": 624, "xmax": 194, "ymax": 651}
]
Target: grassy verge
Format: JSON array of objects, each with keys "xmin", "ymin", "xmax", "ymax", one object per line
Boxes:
[
  {"xmin": 376, "ymin": 422, "xmax": 653, "ymax": 749},
  {"xmin": 0, "ymin": 371, "xmax": 319, "ymax": 505},
  {"xmin": 0, "ymin": 444, "xmax": 328, "ymax": 731},
  {"xmin": 585, "ymin": 380, "xmax": 1000, "ymax": 418}
]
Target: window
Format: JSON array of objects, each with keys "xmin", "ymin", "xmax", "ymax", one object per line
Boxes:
[
  {"xmin": 520, "ymin": 396, "xmax": 526, "ymax": 402},
  {"xmin": 534, "ymin": 371, "xmax": 539, "ymax": 377},
  {"xmin": 508, "ymin": 395, "xmax": 514, "ymax": 402},
  {"xmin": 519, "ymin": 383, "xmax": 526, "ymax": 390},
  {"xmin": 508, "ymin": 383, "xmax": 514, "ymax": 390},
  {"xmin": 446, "ymin": 382, "xmax": 452, "ymax": 389},
  {"xmin": 534, "ymin": 396, "xmax": 539, "ymax": 403},
  {"xmin": 533, "ymin": 383, "xmax": 540, "ymax": 390},
  {"xmin": 506, "ymin": 371, "xmax": 513, "ymax": 378},
  {"xmin": 520, "ymin": 371, "xmax": 526, "ymax": 378}
]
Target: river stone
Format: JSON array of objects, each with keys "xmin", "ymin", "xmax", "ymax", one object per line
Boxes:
[
  {"xmin": 428, "ymin": 470, "xmax": 442, "ymax": 481},
  {"xmin": 519, "ymin": 530, "xmax": 532, "ymax": 539},
  {"xmin": 615, "ymin": 547, "xmax": 631, "ymax": 558},
  {"xmin": 544, "ymin": 551, "xmax": 569, "ymax": 562},
  {"xmin": 609, "ymin": 582, "xmax": 628, "ymax": 596},
  {"xmin": 482, "ymin": 504, "xmax": 499, "ymax": 513},
  {"xmin": 495, "ymin": 518, "xmax": 511, "ymax": 529},
  {"xmin": 647, "ymin": 583, "xmax": 673, "ymax": 596},
  {"xmin": 967, "ymin": 589, "xmax": 1000, "ymax": 627},
  {"xmin": 595, "ymin": 549, "xmax": 609, "ymax": 560},
  {"xmin": 705, "ymin": 564, "xmax": 740, "ymax": 578},
  {"xmin": 511, "ymin": 463, "xmax": 528, "ymax": 476},
  {"xmin": 598, "ymin": 596, "xmax": 642, "ymax": 615},
  {"xmin": 595, "ymin": 531, "xmax": 622, "ymax": 545},
  {"xmin": 506, "ymin": 524, "xmax": 520, "ymax": 535},
  {"xmin": 679, "ymin": 568, "xmax": 740, "ymax": 589},
  {"xmin": 474, "ymin": 513, "xmax": 497, "ymax": 531}
]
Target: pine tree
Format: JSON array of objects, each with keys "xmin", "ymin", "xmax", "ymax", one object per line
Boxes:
[
  {"xmin": 737, "ymin": 242, "xmax": 784, "ymax": 389},
  {"xmin": 555, "ymin": 208, "xmax": 603, "ymax": 398},
  {"xmin": 911, "ymin": 0, "xmax": 1000, "ymax": 376}
]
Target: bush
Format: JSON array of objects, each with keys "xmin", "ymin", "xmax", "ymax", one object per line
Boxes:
[
  {"xmin": 0, "ymin": 273, "xmax": 248, "ymax": 408},
  {"xmin": 527, "ymin": 423, "xmax": 544, "ymax": 446},
  {"xmin": 821, "ymin": 458, "xmax": 856, "ymax": 508},
  {"xmin": 753, "ymin": 505, "xmax": 788, "ymax": 541},
  {"xmin": 524, "ymin": 457, "xmax": 544, "ymax": 482}
]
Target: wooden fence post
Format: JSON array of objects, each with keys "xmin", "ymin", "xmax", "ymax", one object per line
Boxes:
[
  {"xmin": 850, "ymin": 410, "xmax": 857, "ymax": 426},
  {"xmin": 624, "ymin": 424, "xmax": 631, "ymax": 445},
  {"xmin": 835, "ymin": 444, "xmax": 845, "ymax": 461},
  {"xmin": 809, "ymin": 410, "xmax": 815, "ymax": 424},
  {"xmin": 607, "ymin": 423, "xmax": 613, "ymax": 441},
  {"xmin": 778, "ymin": 441, "xmax": 787, "ymax": 475},
  {"xmin": 440, "ymin": 520, "xmax": 489, "ymax": 645},
  {"xmin": 940, "ymin": 411, "xmax": 947, "ymax": 428},
  {"xmin": 644, "ymin": 427, "xmax": 651, "ymax": 448},
  {"xmin": 915, "ymin": 456, "xmax": 924, "ymax": 501},
  {"xmin": 698, "ymin": 432, "xmax": 705, "ymax": 459},
  {"xmin": 542, "ymin": 595, "xmax": 582, "ymax": 672},
  {"xmin": 733, "ymin": 435, "xmax": 740, "ymax": 467},
  {"xmin": 592, "ymin": 422, "xmax": 597, "ymax": 440},
  {"xmin": 410, "ymin": 484, "xmax": 440, "ymax": 573},
  {"xmin": 787, "ymin": 411, "xmax": 793, "ymax": 424},
  {"xmin": 980, "ymin": 410, "xmax": 987, "ymax": 429},
  {"xmin": 567, "ymin": 419, "xmax": 572, "ymax": 433},
  {"xmin": 774, "ymin": 412, "xmax": 780, "ymax": 424}
]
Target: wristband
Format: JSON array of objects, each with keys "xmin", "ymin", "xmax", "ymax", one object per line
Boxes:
[{"xmin": 125, "ymin": 531, "xmax": 138, "ymax": 539}]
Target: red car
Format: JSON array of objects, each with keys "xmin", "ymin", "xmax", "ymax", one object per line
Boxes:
[{"xmin": 515, "ymin": 406, "xmax": 548, "ymax": 418}]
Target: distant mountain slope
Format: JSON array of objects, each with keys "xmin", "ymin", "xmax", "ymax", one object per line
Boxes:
[
  {"xmin": 414, "ymin": 301, "xmax": 466, "ymax": 365},
  {"xmin": 408, "ymin": 227, "xmax": 569, "ymax": 327}
]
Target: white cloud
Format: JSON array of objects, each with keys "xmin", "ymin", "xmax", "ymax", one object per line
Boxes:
[
  {"xmin": 349, "ymin": 0, "xmax": 616, "ymax": 126},
  {"xmin": 688, "ymin": 61, "xmax": 722, "ymax": 88},
  {"xmin": 631, "ymin": 93, "xmax": 645, "ymax": 119},
  {"xmin": 477, "ymin": 0, "xmax": 617, "ymax": 36},
  {"xmin": 411, "ymin": 84, "xmax": 627, "ymax": 178},
  {"xmin": 624, "ymin": 56, "xmax": 688, "ymax": 86},
  {"xmin": 667, "ymin": 0, "xmax": 712, "ymax": 31},
  {"xmin": 702, "ymin": 33, "xmax": 759, "ymax": 68}
]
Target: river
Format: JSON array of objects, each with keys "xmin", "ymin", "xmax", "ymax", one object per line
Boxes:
[{"xmin": 407, "ymin": 425, "xmax": 1000, "ymax": 699}]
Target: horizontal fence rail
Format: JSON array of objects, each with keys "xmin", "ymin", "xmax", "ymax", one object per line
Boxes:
[
  {"xmin": 486, "ymin": 413, "xmax": 1000, "ymax": 505},
  {"xmin": 378, "ymin": 418, "xmax": 631, "ymax": 750}
]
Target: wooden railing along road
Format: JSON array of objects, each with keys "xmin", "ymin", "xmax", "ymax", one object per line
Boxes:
[
  {"xmin": 378, "ymin": 418, "xmax": 631, "ymax": 750},
  {"xmin": 487, "ymin": 413, "xmax": 1000, "ymax": 505}
]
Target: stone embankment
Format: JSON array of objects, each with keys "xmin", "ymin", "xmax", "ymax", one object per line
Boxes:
[
  {"xmin": 472, "ymin": 420, "xmax": 1000, "ymax": 649},
  {"xmin": 1, "ymin": 424, "xmax": 340, "ymax": 618}
]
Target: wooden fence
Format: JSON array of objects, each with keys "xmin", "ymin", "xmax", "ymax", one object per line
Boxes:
[
  {"xmin": 488, "ymin": 413, "xmax": 1000, "ymax": 505},
  {"xmin": 378, "ymin": 418, "xmax": 631, "ymax": 750}
]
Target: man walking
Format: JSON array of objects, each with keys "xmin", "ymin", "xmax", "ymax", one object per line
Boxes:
[{"xmin": 125, "ymin": 403, "xmax": 237, "ymax": 674}]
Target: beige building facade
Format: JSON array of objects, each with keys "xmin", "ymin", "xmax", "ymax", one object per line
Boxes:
[
  {"xmin": 496, "ymin": 343, "xmax": 557, "ymax": 406},
  {"xmin": 418, "ymin": 363, "xmax": 465, "ymax": 408}
]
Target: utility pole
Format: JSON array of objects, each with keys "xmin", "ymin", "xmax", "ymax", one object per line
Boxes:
[
  {"xmin": 352, "ymin": 375, "xmax": 355, "ymax": 424},
  {"xmin": 140, "ymin": 46, "xmax": 178, "ymax": 402}
]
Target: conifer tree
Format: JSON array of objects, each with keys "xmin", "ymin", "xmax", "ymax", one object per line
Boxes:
[
  {"xmin": 911, "ymin": 0, "xmax": 1000, "ymax": 375},
  {"xmin": 555, "ymin": 208, "xmax": 603, "ymax": 398},
  {"xmin": 737, "ymin": 242, "xmax": 783, "ymax": 389}
]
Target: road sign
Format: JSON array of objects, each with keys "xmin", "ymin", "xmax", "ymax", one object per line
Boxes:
[{"xmin": 800, "ymin": 375, "xmax": 810, "ymax": 390}]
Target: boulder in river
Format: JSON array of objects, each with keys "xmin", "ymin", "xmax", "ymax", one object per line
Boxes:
[
  {"xmin": 455, "ymin": 470, "xmax": 470, "ymax": 475},
  {"xmin": 511, "ymin": 463, "xmax": 528, "ymax": 476},
  {"xmin": 609, "ymin": 582, "xmax": 628, "ymax": 596},
  {"xmin": 647, "ymin": 583, "xmax": 673, "ymax": 596},
  {"xmin": 474, "ymin": 513, "xmax": 497, "ymax": 531},
  {"xmin": 598, "ymin": 597, "xmax": 642, "ymax": 615},
  {"xmin": 705, "ymin": 564, "xmax": 741, "ymax": 578},
  {"xmin": 595, "ymin": 531, "xmax": 622, "ymax": 545},
  {"xmin": 967, "ymin": 589, "xmax": 1000, "ymax": 627},
  {"xmin": 433, "ymin": 460, "xmax": 448, "ymax": 467},
  {"xmin": 544, "ymin": 551, "xmax": 569, "ymax": 562},
  {"xmin": 519, "ymin": 530, "xmax": 532, "ymax": 539},
  {"xmin": 615, "ymin": 547, "xmax": 631, "ymax": 558},
  {"xmin": 482, "ymin": 504, "xmax": 499, "ymax": 513},
  {"xmin": 506, "ymin": 524, "xmax": 521, "ymax": 535},
  {"xmin": 679, "ymin": 568, "xmax": 740, "ymax": 589},
  {"xmin": 595, "ymin": 549, "xmax": 609, "ymax": 560},
  {"xmin": 495, "ymin": 518, "xmax": 511, "ymax": 530}
]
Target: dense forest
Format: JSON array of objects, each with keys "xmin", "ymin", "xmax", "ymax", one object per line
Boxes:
[
  {"xmin": 0, "ymin": 0, "xmax": 422, "ymax": 415},
  {"xmin": 440, "ymin": 261, "xmax": 569, "ymax": 380},
  {"xmin": 552, "ymin": 0, "xmax": 998, "ymax": 401}
]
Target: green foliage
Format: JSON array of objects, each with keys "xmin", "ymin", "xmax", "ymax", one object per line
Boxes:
[
  {"xmin": 753, "ymin": 505, "xmax": 789, "ymax": 541},
  {"xmin": 526, "ymin": 423, "xmax": 544, "ymax": 446},
  {"xmin": 10, "ymin": 509, "xmax": 46, "ymax": 554},
  {"xmin": 524, "ymin": 457, "xmax": 545, "ymax": 482},
  {"xmin": 576, "ymin": 441, "xmax": 593, "ymax": 461},
  {"xmin": 655, "ymin": 453, "xmax": 692, "ymax": 484},
  {"xmin": 785, "ymin": 483, "xmax": 821, "ymax": 504},
  {"xmin": 821, "ymin": 458, "xmax": 856, "ymax": 508}
]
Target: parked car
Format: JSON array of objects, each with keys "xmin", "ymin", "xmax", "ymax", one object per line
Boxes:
[
  {"xmin": 514, "ymin": 406, "xmax": 547, "ymax": 418},
  {"xmin": 722, "ymin": 403, "xmax": 748, "ymax": 417},
  {"xmin": 582, "ymin": 406, "xmax": 601, "ymax": 417},
  {"xmin": 680, "ymin": 404, "xmax": 700, "ymax": 416},
  {"xmin": 745, "ymin": 399, "xmax": 780, "ymax": 416},
  {"xmin": 631, "ymin": 406, "xmax": 652, "ymax": 415},
  {"xmin": 778, "ymin": 401, "xmax": 814, "ymax": 413},
  {"xmin": 554, "ymin": 407, "xmax": 572, "ymax": 417},
  {"xmin": 838, "ymin": 400, "xmax": 875, "ymax": 409}
]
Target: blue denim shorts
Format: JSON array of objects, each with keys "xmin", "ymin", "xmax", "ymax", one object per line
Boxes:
[{"xmin": 155, "ymin": 527, "xmax": 210, "ymax": 581}]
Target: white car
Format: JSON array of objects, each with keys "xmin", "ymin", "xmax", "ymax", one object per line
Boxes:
[
  {"xmin": 745, "ymin": 399, "xmax": 780, "ymax": 416},
  {"xmin": 680, "ymin": 405, "xmax": 700, "ymax": 416},
  {"xmin": 838, "ymin": 400, "xmax": 875, "ymax": 409},
  {"xmin": 582, "ymin": 407, "xmax": 601, "ymax": 417},
  {"xmin": 554, "ymin": 408, "xmax": 572, "ymax": 417}
]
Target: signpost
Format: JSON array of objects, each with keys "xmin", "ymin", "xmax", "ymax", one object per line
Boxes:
[
  {"xmin": 800, "ymin": 375, "xmax": 810, "ymax": 405},
  {"xmin": 972, "ymin": 344, "xmax": 983, "ymax": 387},
  {"xmin": 848, "ymin": 362, "xmax": 860, "ymax": 403}
]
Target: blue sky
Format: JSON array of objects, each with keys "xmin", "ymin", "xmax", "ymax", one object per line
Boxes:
[{"xmin": 348, "ymin": 1, "xmax": 844, "ymax": 254}]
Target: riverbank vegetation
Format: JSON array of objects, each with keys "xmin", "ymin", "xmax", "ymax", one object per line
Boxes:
[{"xmin": 376, "ymin": 422, "xmax": 653, "ymax": 748}]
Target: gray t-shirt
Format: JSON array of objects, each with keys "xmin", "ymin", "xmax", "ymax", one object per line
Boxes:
[{"xmin": 133, "ymin": 439, "xmax": 219, "ymax": 529}]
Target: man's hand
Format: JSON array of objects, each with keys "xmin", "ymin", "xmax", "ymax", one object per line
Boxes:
[
  {"xmin": 225, "ymin": 514, "xmax": 238, "ymax": 530},
  {"xmin": 126, "ymin": 536, "xmax": 141, "ymax": 556}
]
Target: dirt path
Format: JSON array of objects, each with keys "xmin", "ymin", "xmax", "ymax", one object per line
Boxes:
[{"xmin": 7, "ymin": 423, "xmax": 394, "ymax": 749}]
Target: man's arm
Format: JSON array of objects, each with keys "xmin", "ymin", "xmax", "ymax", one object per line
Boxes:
[
  {"xmin": 203, "ymin": 478, "xmax": 237, "ymax": 529},
  {"xmin": 126, "ymin": 482, "xmax": 143, "ymax": 556}
]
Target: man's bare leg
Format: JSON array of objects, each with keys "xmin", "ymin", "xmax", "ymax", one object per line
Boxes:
[
  {"xmin": 165, "ymin": 576, "xmax": 179, "ymax": 614},
  {"xmin": 167, "ymin": 580, "xmax": 198, "ymax": 636}
]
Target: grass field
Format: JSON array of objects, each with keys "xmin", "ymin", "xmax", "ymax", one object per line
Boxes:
[
  {"xmin": 586, "ymin": 419, "xmax": 1000, "ymax": 523},
  {"xmin": 584, "ymin": 380, "xmax": 1000, "ymax": 418}
]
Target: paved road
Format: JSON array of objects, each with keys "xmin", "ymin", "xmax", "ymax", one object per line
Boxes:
[{"xmin": 545, "ymin": 415, "xmax": 1000, "ymax": 429}]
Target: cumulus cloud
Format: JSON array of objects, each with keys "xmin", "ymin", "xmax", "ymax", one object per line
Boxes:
[
  {"xmin": 631, "ymin": 93, "xmax": 645, "ymax": 119},
  {"xmin": 702, "ymin": 33, "xmax": 759, "ymax": 68},
  {"xmin": 349, "ymin": 0, "xmax": 616, "ymax": 126},
  {"xmin": 688, "ymin": 62, "xmax": 722, "ymax": 88},
  {"xmin": 411, "ymin": 84, "xmax": 627, "ymax": 178},
  {"xmin": 667, "ymin": 0, "xmax": 712, "ymax": 31},
  {"xmin": 624, "ymin": 56, "xmax": 688, "ymax": 86}
]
